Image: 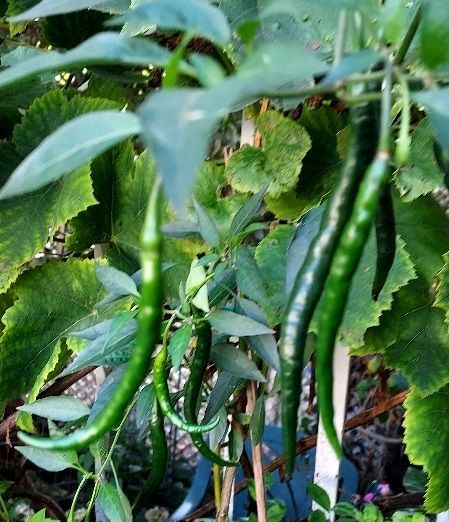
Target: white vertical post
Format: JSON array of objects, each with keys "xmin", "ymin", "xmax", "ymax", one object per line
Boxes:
[{"xmin": 313, "ymin": 345, "xmax": 351, "ymax": 515}]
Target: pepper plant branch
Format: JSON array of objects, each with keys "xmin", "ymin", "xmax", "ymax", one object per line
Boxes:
[
  {"xmin": 393, "ymin": 2, "xmax": 422, "ymax": 65},
  {"xmin": 185, "ymin": 389, "xmax": 409, "ymax": 521}
]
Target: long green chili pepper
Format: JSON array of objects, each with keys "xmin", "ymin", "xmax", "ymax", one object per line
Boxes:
[
  {"xmin": 372, "ymin": 183, "xmax": 396, "ymax": 301},
  {"xmin": 279, "ymin": 81, "xmax": 379, "ymax": 475},
  {"xmin": 316, "ymin": 62, "xmax": 392, "ymax": 458},
  {"xmin": 133, "ymin": 400, "xmax": 168, "ymax": 513},
  {"xmin": 18, "ymin": 179, "xmax": 164, "ymax": 451},
  {"xmin": 184, "ymin": 320, "xmax": 238, "ymax": 467},
  {"xmin": 154, "ymin": 319, "xmax": 219, "ymax": 433}
]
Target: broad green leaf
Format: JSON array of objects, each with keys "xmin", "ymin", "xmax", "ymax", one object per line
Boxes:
[
  {"xmin": 169, "ymin": 325, "xmax": 192, "ymax": 369},
  {"xmin": 0, "ymin": 33, "xmax": 177, "ymax": 92},
  {"xmin": 266, "ymin": 500, "xmax": 287, "ymax": 522},
  {"xmin": 254, "ymin": 225, "xmax": 295, "ymax": 325},
  {"xmin": 419, "ymin": 0, "xmax": 449, "ymax": 69},
  {"xmin": 236, "ymin": 297, "xmax": 280, "ymax": 371},
  {"xmin": 333, "ymin": 502, "xmax": 363, "ymax": 521},
  {"xmin": 362, "ymin": 503, "xmax": 383, "ymax": 522},
  {"xmin": 27, "ymin": 509, "xmax": 59, "ymax": 522},
  {"xmin": 203, "ymin": 370, "xmax": 242, "ymax": 423},
  {"xmin": 321, "ymin": 50, "xmax": 381, "ymax": 85},
  {"xmin": 403, "ymin": 467, "xmax": 428, "ymax": 493},
  {"xmin": 394, "ymin": 119, "xmax": 444, "ymax": 201},
  {"xmin": 210, "ymin": 343, "xmax": 266, "ymax": 381},
  {"xmin": 404, "ymin": 385, "xmax": 449, "ymax": 512},
  {"xmin": 114, "ymin": 0, "xmax": 231, "ymax": 45},
  {"xmin": 95, "ymin": 264, "xmax": 140, "ymax": 299},
  {"xmin": 227, "ymin": 111, "xmax": 311, "ymax": 198},
  {"xmin": 208, "ymin": 310, "xmax": 274, "ymax": 336},
  {"xmin": 18, "ymin": 396, "xmax": 90, "ymax": 422},
  {"xmin": 97, "ymin": 482, "xmax": 132, "ymax": 522},
  {"xmin": 16, "ymin": 446, "xmax": 78, "ymax": 472},
  {"xmin": 367, "ymin": 277, "xmax": 449, "ymax": 396},
  {"xmin": 235, "ymin": 246, "xmax": 267, "ymax": 303},
  {"xmin": 412, "ymin": 88, "xmax": 449, "ymax": 155},
  {"xmin": 0, "ymin": 260, "xmax": 106, "ymax": 405},
  {"xmin": 10, "ymin": 0, "xmax": 129, "ymax": 20},
  {"xmin": 194, "ymin": 198, "xmax": 220, "ymax": 247},
  {"xmin": 307, "ymin": 483, "xmax": 331, "ymax": 512},
  {"xmin": 0, "ymin": 110, "xmax": 141, "ymax": 200},
  {"xmin": 138, "ymin": 42, "xmax": 325, "ymax": 211},
  {"xmin": 70, "ymin": 319, "xmax": 114, "ymax": 340},
  {"xmin": 266, "ymin": 106, "xmax": 346, "ymax": 220},
  {"xmin": 229, "ymin": 185, "xmax": 268, "ymax": 238},
  {"xmin": 250, "ymin": 393, "xmax": 265, "ymax": 445},
  {"xmin": 382, "ymin": 0, "xmax": 409, "ymax": 45},
  {"xmin": 189, "ymin": 53, "xmax": 226, "ymax": 87}
]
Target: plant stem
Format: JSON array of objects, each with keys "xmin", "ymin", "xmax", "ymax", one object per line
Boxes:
[
  {"xmin": 379, "ymin": 59, "xmax": 393, "ymax": 152},
  {"xmin": 68, "ymin": 475, "xmax": 90, "ymax": 522},
  {"xmin": 334, "ymin": 10, "xmax": 348, "ymax": 65},
  {"xmin": 394, "ymin": 2, "xmax": 422, "ymax": 65},
  {"xmin": 213, "ymin": 461, "xmax": 222, "ymax": 508}
]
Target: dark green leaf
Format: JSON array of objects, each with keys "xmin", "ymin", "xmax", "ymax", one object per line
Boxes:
[
  {"xmin": 97, "ymin": 482, "xmax": 132, "ymax": 522},
  {"xmin": 210, "ymin": 343, "xmax": 266, "ymax": 381},
  {"xmin": 135, "ymin": 383, "xmax": 155, "ymax": 440},
  {"xmin": 321, "ymin": 50, "xmax": 381, "ymax": 86},
  {"xmin": 203, "ymin": 370, "xmax": 241, "ymax": 422},
  {"xmin": 235, "ymin": 246, "xmax": 267, "ymax": 303},
  {"xmin": 87, "ymin": 366, "xmax": 127, "ymax": 425},
  {"xmin": 308, "ymin": 509, "xmax": 328, "ymax": 522},
  {"xmin": 169, "ymin": 325, "xmax": 193, "ymax": 369},
  {"xmin": 208, "ymin": 310, "xmax": 274, "ymax": 336},
  {"xmin": 307, "ymin": 482, "xmax": 331, "ymax": 512},
  {"xmin": 420, "ymin": 0, "xmax": 449, "ymax": 69},
  {"xmin": 194, "ymin": 198, "xmax": 220, "ymax": 247},
  {"xmin": 207, "ymin": 267, "xmax": 236, "ymax": 306},
  {"xmin": 333, "ymin": 502, "xmax": 363, "ymax": 520},
  {"xmin": 229, "ymin": 184, "xmax": 268, "ymax": 237},
  {"xmin": 250, "ymin": 393, "xmax": 265, "ymax": 445}
]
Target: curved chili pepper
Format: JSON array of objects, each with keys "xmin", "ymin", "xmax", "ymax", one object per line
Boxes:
[
  {"xmin": 184, "ymin": 320, "xmax": 238, "ymax": 467},
  {"xmin": 133, "ymin": 400, "xmax": 168, "ymax": 513},
  {"xmin": 279, "ymin": 83, "xmax": 379, "ymax": 475},
  {"xmin": 18, "ymin": 179, "xmax": 164, "ymax": 450},
  {"xmin": 372, "ymin": 183, "xmax": 396, "ymax": 301},
  {"xmin": 153, "ymin": 320, "xmax": 219, "ymax": 434}
]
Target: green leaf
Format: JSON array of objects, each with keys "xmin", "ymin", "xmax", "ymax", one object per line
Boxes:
[
  {"xmin": 95, "ymin": 264, "xmax": 140, "ymax": 299},
  {"xmin": 18, "ymin": 396, "xmax": 90, "ymax": 422},
  {"xmin": 308, "ymin": 509, "xmax": 328, "ymax": 522},
  {"xmin": 412, "ymin": 88, "xmax": 449, "ymax": 155},
  {"xmin": 138, "ymin": 42, "xmax": 325, "ymax": 211},
  {"xmin": 0, "ymin": 110, "xmax": 141, "ymax": 200},
  {"xmin": 0, "ymin": 33, "xmax": 175, "ymax": 92},
  {"xmin": 403, "ymin": 467, "xmax": 428, "ymax": 493},
  {"xmin": 307, "ymin": 483, "xmax": 331, "ymax": 512},
  {"xmin": 186, "ymin": 258, "xmax": 210, "ymax": 313},
  {"xmin": 362, "ymin": 503, "xmax": 383, "ymax": 522},
  {"xmin": 169, "ymin": 326, "xmax": 192, "ymax": 369},
  {"xmin": 321, "ymin": 50, "xmax": 381, "ymax": 85},
  {"xmin": 210, "ymin": 343, "xmax": 266, "ymax": 381},
  {"xmin": 250, "ymin": 393, "xmax": 265, "ymax": 445},
  {"xmin": 203, "ymin": 370, "xmax": 242, "ymax": 423},
  {"xmin": 208, "ymin": 310, "xmax": 274, "ymax": 336},
  {"xmin": 194, "ymin": 198, "xmax": 220, "ymax": 247},
  {"xmin": 97, "ymin": 482, "xmax": 132, "ymax": 522},
  {"xmin": 0, "ymin": 260, "xmax": 106, "ymax": 405},
  {"xmin": 87, "ymin": 366, "xmax": 126, "ymax": 425},
  {"xmin": 436, "ymin": 252, "xmax": 449, "ymax": 324},
  {"xmin": 135, "ymin": 383, "xmax": 155, "ymax": 439},
  {"xmin": 420, "ymin": 0, "xmax": 449, "ymax": 69},
  {"xmin": 333, "ymin": 502, "xmax": 363, "ymax": 521},
  {"xmin": 10, "ymin": 0, "xmax": 129, "ymax": 20},
  {"xmin": 227, "ymin": 111, "xmax": 311, "ymax": 198},
  {"xmin": 27, "ymin": 509, "xmax": 59, "ymax": 522},
  {"xmin": 382, "ymin": 0, "xmax": 410, "ymax": 45},
  {"xmin": 229, "ymin": 185, "xmax": 268, "ymax": 238},
  {"xmin": 266, "ymin": 500, "xmax": 287, "ymax": 522},
  {"xmin": 254, "ymin": 225, "xmax": 295, "ymax": 325},
  {"xmin": 16, "ymin": 446, "xmax": 79, "ymax": 472},
  {"xmin": 0, "ymin": 480, "xmax": 12, "ymax": 495},
  {"xmin": 162, "ymin": 221, "xmax": 200, "ymax": 238},
  {"xmin": 113, "ymin": 0, "xmax": 231, "ymax": 45},
  {"xmin": 394, "ymin": 119, "xmax": 444, "ymax": 201},
  {"xmin": 207, "ymin": 267, "xmax": 236, "ymax": 306},
  {"xmin": 235, "ymin": 246, "xmax": 267, "ymax": 303}
]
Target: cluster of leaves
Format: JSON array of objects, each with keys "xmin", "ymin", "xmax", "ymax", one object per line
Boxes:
[{"xmin": 1, "ymin": 0, "xmax": 449, "ymax": 519}]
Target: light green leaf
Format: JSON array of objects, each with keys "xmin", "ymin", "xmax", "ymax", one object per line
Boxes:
[
  {"xmin": 10, "ymin": 0, "xmax": 127, "ymax": 20},
  {"xmin": 27, "ymin": 509, "xmax": 59, "ymax": 522},
  {"xmin": 208, "ymin": 310, "xmax": 274, "ymax": 336},
  {"xmin": 18, "ymin": 396, "xmax": 90, "ymax": 422},
  {"xmin": 16, "ymin": 446, "xmax": 79, "ymax": 472},
  {"xmin": 254, "ymin": 225, "xmax": 295, "ymax": 325},
  {"xmin": 95, "ymin": 264, "xmax": 140, "ymax": 299},
  {"xmin": 186, "ymin": 259, "xmax": 210, "ymax": 313},
  {"xmin": 169, "ymin": 326, "xmax": 192, "ymax": 369},
  {"xmin": 0, "ymin": 110, "xmax": 141, "ymax": 200},
  {"xmin": 97, "ymin": 482, "xmax": 132, "ymax": 522},
  {"xmin": 114, "ymin": 0, "xmax": 231, "ymax": 45},
  {"xmin": 0, "ymin": 260, "xmax": 106, "ymax": 405},
  {"xmin": 138, "ymin": 42, "xmax": 325, "ymax": 211},
  {"xmin": 404, "ymin": 385, "xmax": 449, "ymax": 512},
  {"xmin": 0, "ymin": 33, "xmax": 175, "ymax": 92},
  {"xmin": 362, "ymin": 503, "xmax": 383, "ymax": 522},
  {"xmin": 227, "ymin": 111, "xmax": 311, "ymax": 198},
  {"xmin": 419, "ymin": 0, "xmax": 449, "ymax": 69},
  {"xmin": 412, "ymin": 88, "xmax": 449, "ymax": 155},
  {"xmin": 382, "ymin": 0, "xmax": 409, "ymax": 45},
  {"xmin": 394, "ymin": 119, "xmax": 444, "ymax": 201},
  {"xmin": 210, "ymin": 343, "xmax": 266, "ymax": 381}
]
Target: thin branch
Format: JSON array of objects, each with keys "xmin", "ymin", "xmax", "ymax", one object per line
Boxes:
[{"xmin": 185, "ymin": 390, "xmax": 409, "ymax": 521}]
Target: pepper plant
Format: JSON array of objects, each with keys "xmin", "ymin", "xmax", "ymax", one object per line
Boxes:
[{"xmin": 1, "ymin": 0, "xmax": 449, "ymax": 518}]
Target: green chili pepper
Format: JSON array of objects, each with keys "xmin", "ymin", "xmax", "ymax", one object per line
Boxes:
[
  {"xmin": 316, "ymin": 63, "xmax": 392, "ymax": 458},
  {"xmin": 154, "ymin": 319, "xmax": 220, "ymax": 434},
  {"xmin": 133, "ymin": 400, "xmax": 168, "ymax": 513},
  {"xmin": 18, "ymin": 179, "xmax": 164, "ymax": 451},
  {"xmin": 279, "ymin": 82, "xmax": 379, "ymax": 476},
  {"xmin": 184, "ymin": 320, "xmax": 238, "ymax": 467},
  {"xmin": 372, "ymin": 183, "xmax": 396, "ymax": 301}
]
